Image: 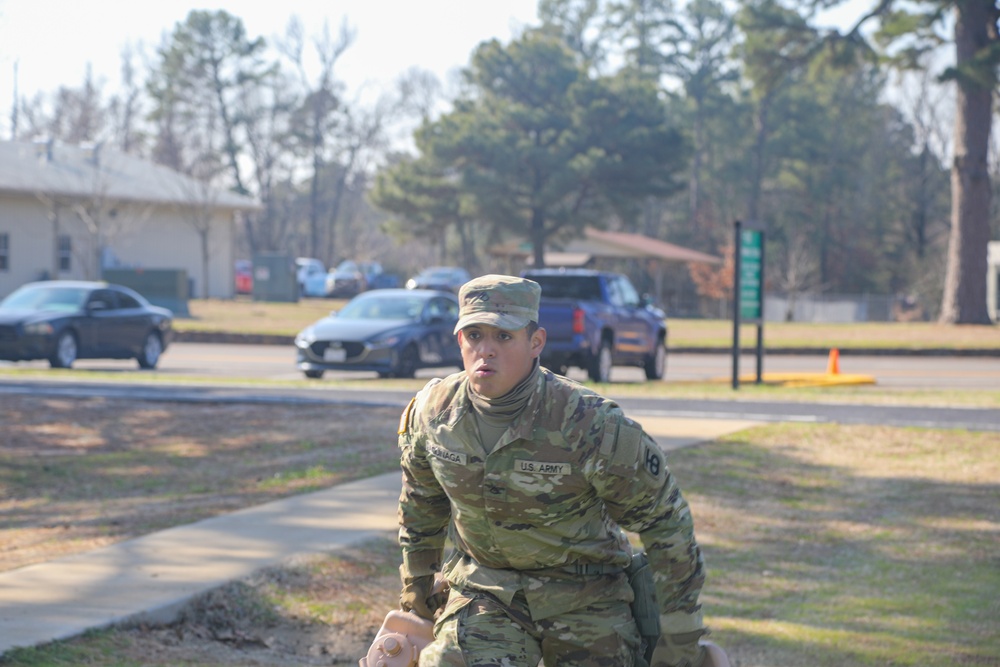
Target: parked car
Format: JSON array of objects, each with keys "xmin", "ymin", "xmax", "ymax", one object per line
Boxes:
[
  {"xmin": 405, "ymin": 266, "xmax": 472, "ymax": 293},
  {"xmin": 522, "ymin": 268, "xmax": 667, "ymax": 382},
  {"xmin": 326, "ymin": 260, "xmax": 383, "ymax": 298},
  {"xmin": 295, "ymin": 288, "xmax": 462, "ymax": 379},
  {"xmin": 234, "ymin": 259, "xmax": 253, "ymax": 295},
  {"xmin": 0, "ymin": 280, "xmax": 173, "ymax": 369},
  {"xmin": 295, "ymin": 257, "xmax": 328, "ymax": 297}
]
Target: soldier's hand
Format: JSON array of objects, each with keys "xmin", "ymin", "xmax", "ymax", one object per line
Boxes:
[
  {"xmin": 400, "ymin": 575, "xmax": 438, "ymax": 620},
  {"xmin": 650, "ymin": 630, "xmax": 707, "ymax": 667}
]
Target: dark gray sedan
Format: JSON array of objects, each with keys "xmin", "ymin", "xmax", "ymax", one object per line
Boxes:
[
  {"xmin": 0, "ymin": 280, "xmax": 173, "ymax": 369},
  {"xmin": 294, "ymin": 289, "xmax": 463, "ymax": 379}
]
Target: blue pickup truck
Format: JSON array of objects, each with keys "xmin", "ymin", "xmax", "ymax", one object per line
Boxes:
[{"xmin": 521, "ymin": 268, "xmax": 668, "ymax": 382}]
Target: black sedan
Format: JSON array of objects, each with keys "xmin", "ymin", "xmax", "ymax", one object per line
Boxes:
[
  {"xmin": 295, "ymin": 289, "xmax": 463, "ymax": 379},
  {"xmin": 0, "ymin": 281, "xmax": 173, "ymax": 369}
]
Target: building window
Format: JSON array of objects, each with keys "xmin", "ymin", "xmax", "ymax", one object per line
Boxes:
[
  {"xmin": 58, "ymin": 235, "xmax": 72, "ymax": 272},
  {"xmin": 0, "ymin": 233, "xmax": 8, "ymax": 271}
]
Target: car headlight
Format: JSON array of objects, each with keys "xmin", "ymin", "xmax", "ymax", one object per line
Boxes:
[
  {"xmin": 24, "ymin": 322, "xmax": 54, "ymax": 336},
  {"xmin": 295, "ymin": 328, "xmax": 316, "ymax": 345},
  {"xmin": 405, "ymin": 279, "xmax": 417, "ymax": 290},
  {"xmin": 369, "ymin": 333, "xmax": 401, "ymax": 348}
]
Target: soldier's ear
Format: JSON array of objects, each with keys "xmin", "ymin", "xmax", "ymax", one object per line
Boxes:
[{"xmin": 529, "ymin": 327, "xmax": 546, "ymax": 358}]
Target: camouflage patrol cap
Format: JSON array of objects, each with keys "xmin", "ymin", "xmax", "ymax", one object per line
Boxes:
[{"xmin": 454, "ymin": 274, "xmax": 541, "ymax": 334}]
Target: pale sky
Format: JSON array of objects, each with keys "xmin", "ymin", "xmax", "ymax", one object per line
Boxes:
[
  {"xmin": 0, "ymin": 0, "xmax": 882, "ymax": 142},
  {"xmin": 0, "ymin": 0, "xmax": 540, "ymax": 138}
]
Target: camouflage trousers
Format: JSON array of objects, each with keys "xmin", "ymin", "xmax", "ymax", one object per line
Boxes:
[{"xmin": 419, "ymin": 590, "xmax": 640, "ymax": 667}]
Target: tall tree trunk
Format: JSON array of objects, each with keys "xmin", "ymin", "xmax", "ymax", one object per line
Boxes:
[
  {"xmin": 457, "ymin": 219, "xmax": 478, "ymax": 273},
  {"xmin": 531, "ymin": 208, "xmax": 546, "ymax": 268},
  {"xmin": 748, "ymin": 97, "xmax": 771, "ymax": 224},
  {"xmin": 939, "ymin": 0, "xmax": 994, "ymax": 324}
]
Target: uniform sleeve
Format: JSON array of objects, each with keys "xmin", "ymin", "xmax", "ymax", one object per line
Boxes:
[
  {"xmin": 588, "ymin": 411, "xmax": 705, "ymax": 618},
  {"xmin": 397, "ymin": 392, "xmax": 450, "ymax": 578}
]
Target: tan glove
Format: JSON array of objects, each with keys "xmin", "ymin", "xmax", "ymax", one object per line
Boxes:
[
  {"xmin": 399, "ymin": 550, "xmax": 447, "ymax": 620},
  {"xmin": 650, "ymin": 630, "xmax": 708, "ymax": 667},
  {"xmin": 400, "ymin": 574, "xmax": 438, "ymax": 620}
]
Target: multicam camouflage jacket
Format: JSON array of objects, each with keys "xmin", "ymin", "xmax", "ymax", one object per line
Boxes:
[{"xmin": 397, "ymin": 366, "xmax": 705, "ymax": 622}]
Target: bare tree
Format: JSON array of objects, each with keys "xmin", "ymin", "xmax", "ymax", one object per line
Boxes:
[
  {"xmin": 173, "ymin": 156, "xmax": 224, "ymax": 298},
  {"xmin": 70, "ymin": 147, "xmax": 144, "ymax": 279},
  {"xmin": 773, "ymin": 231, "xmax": 824, "ymax": 321},
  {"xmin": 277, "ymin": 16, "xmax": 354, "ymax": 260},
  {"xmin": 107, "ymin": 44, "xmax": 147, "ymax": 155}
]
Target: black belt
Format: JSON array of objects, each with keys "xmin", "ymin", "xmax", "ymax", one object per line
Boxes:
[
  {"xmin": 458, "ymin": 551, "xmax": 622, "ymax": 577},
  {"xmin": 559, "ymin": 562, "xmax": 622, "ymax": 575}
]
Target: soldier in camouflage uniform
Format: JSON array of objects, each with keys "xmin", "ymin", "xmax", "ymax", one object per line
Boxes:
[{"xmin": 397, "ymin": 275, "xmax": 709, "ymax": 666}]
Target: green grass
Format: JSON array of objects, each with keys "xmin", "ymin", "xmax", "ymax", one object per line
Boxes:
[
  {"xmin": 4, "ymin": 424, "xmax": 997, "ymax": 666},
  {"xmin": 174, "ymin": 298, "xmax": 1000, "ymax": 350},
  {"xmin": 674, "ymin": 424, "xmax": 1000, "ymax": 666},
  {"xmin": 667, "ymin": 319, "xmax": 1000, "ymax": 351}
]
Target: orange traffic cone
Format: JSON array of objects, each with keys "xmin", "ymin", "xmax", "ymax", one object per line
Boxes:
[{"xmin": 826, "ymin": 348, "xmax": 840, "ymax": 375}]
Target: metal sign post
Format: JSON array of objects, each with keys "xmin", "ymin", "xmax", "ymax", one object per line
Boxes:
[{"xmin": 732, "ymin": 220, "xmax": 765, "ymax": 389}]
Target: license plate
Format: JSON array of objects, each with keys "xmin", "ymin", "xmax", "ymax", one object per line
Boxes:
[{"xmin": 324, "ymin": 347, "xmax": 346, "ymax": 362}]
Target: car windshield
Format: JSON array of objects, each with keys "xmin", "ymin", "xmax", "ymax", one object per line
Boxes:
[
  {"xmin": 530, "ymin": 275, "xmax": 603, "ymax": 300},
  {"xmin": 338, "ymin": 294, "xmax": 424, "ymax": 320},
  {"xmin": 0, "ymin": 285, "xmax": 89, "ymax": 312},
  {"xmin": 426, "ymin": 269, "xmax": 457, "ymax": 279}
]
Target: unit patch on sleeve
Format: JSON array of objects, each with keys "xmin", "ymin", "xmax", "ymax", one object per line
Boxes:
[
  {"xmin": 641, "ymin": 443, "xmax": 664, "ymax": 480},
  {"xmin": 398, "ymin": 396, "xmax": 417, "ymax": 435}
]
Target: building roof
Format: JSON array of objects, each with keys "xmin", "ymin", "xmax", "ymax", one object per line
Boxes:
[
  {"xmin": 489, "ymin": 227, "xmax": 723, "ymax": 266},
  {"xmin": 0, "ymin": 140, "xmax": 259, "ymax": 211}
]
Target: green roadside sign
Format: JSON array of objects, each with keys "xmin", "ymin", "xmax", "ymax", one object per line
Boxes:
[
  {"xmin": 733, "ymin": 220, "xmax": 765, "ymax": 389},
  {"xmin": 739, "ymin": 229, "xmax": 763, "ymax": 321}
]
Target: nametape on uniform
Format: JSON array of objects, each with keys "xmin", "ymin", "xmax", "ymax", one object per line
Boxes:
[
  {"xmin": 428, "ymin": 443, "xmax": 467, "ymax": 465},
  {"xmin": 515, "ymin": 460, "xmax": 571, "ymax": 475}
]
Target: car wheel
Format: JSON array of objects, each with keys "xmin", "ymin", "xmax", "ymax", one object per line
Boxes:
[
  {"xmin": 49, "ymin": 331, "xmax": 78, "ymax": 369},
  {"xmin": 644, "ymin": 338, "xmax": 667, "ymax": 380},
  {"xmin": 137, "ymin": 332, "xmax": 163, "ymax": 369},
  {"xmin": 304, "ymin": 370, "xmax": 325, "ymax": 379},
  {"xmin": 587, "ymin": 339, "xmax": 613, "ymax": 383},
  {"xmin": 392, "ymin": 345, "xmax": 419, "ymax": 379}
]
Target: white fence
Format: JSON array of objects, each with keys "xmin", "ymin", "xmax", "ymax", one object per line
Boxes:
[
  {"xmin": 666, "ymin": 293, "xmax": 916, "ymax": 322},
  {"xmin": 764, "ymin": 293, "xmax": 899, "ymax": 323}
]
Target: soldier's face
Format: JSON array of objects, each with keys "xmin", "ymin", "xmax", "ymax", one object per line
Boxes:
[{"xmin": 458, "ymin": 323, "xmax": 545, "ymax": 398}]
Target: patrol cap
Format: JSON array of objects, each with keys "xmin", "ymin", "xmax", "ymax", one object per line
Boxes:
[{"xmin": 454, "ymin": 274, "xmax": 541, "ymax": 334}]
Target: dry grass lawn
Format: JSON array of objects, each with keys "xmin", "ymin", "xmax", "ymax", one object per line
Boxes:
[
  {"xmin": 1, "ymin": 398, "xmax": 998, "ymax": 666},
  {"xmin": 176, "ymin": 298, "xmax": 1000, "ymax": 350}
]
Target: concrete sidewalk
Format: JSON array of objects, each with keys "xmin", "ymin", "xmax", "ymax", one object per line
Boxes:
[{"xmin": 0, "ymin": 417, "xmax": 756, "ymax": 656}]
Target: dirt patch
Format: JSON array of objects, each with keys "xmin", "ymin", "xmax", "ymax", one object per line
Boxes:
[{"xmin": 103, "ymin": 535, "xmax": 403, "ymax": 666}]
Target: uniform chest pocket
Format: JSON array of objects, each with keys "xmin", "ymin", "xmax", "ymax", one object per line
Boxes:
[
  {"xmin": 426, "ymin": 442, "xmax": 486, "ymax": 497},
  {"xmin": 504, "ymin": 460, "xmax": 593, "ymax": 521}
]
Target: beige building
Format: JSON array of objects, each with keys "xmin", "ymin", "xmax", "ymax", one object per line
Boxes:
[{"xmin": 0, "ymin": 139, "xmax": 258, "ymax": 299}]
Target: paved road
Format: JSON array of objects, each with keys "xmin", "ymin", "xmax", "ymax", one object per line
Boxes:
[
  {"xmin": 2, "ymin": 377, "xmax": 998, "ymax": 433},
  {"xmin": 4, "ymin": 342, "xmax": 1000, "ymax": 389}
]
